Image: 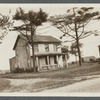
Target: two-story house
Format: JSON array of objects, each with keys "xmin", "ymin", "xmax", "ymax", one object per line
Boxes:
[{"xmin": 9, "ymin": 35, "xmax": 68, "ymax": 72}]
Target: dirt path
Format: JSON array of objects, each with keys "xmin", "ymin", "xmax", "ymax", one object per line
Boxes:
[
  {"xmin": 10, "ymin": 78, "xmax": 47, "ymax": 86},
  {"xmin": 2, "ymin": 78, "xmax": 47, "ymax": 93},
  {"xmin": 41, "ymin": 77, "xmax": 100, "ymax": 93},
  {"xmin": 2, "ymin": 74, "xmax": 100, "ymax": 93}
]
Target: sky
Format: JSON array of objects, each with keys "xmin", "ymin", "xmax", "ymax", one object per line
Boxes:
[{"xmin": 0, "ymin": 4, "xmax": 100, "ymax": 70}]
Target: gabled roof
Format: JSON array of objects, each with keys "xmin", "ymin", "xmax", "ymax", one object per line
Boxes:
[{"xmin": 13, "ymin": 35, "xmax": 61, "ymax": 50}]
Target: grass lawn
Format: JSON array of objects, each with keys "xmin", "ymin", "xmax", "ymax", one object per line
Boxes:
[
  {"xmin": 0, "ymin": 79, "xmax": 11, "ymax": 92},
  {"xmin": 0, "ymin": 62, "xmax": 100, "ymax": 79},
  {"xmin": 0, "ymin": 62, "xmax": 100, "ymax": 92}
]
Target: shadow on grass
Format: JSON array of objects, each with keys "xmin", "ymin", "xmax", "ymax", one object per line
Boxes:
[{"xmin": 0, "ymin": 79, "xmax": 11, "ymax": 92}]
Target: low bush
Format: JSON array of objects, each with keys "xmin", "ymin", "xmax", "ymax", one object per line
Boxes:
[
  {"xmin": 12, "ymin": 67, "xmax": 38, "ymax": 73},
  {"xmin": 13, "ymin": 67, "xmax": 24, "ymax": 73},
  {"xmin": 25, "ymin": 67, "xmax": 34, "ymax": 72},
  {"xmin": 97, "ymin": 58, "xmax": 100, "ymax": 64}
]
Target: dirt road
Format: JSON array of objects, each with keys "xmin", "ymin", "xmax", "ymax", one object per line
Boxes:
[{"xmin": 41, "ymin": 77, "xmax": 100, "ymax": 93}]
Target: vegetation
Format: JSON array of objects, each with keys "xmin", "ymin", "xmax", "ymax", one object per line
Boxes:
[
  {"xmin": 0, "ymin": 13, "xmax": 13, "ymax": 43},
  {"xmin": 70, "ymin": 42, "xmax": 83, "ymax": 64},
  {"xmin": 0, "ymin": 63, "xmax": 100, "ymax": 92},
  {"xmin": 0, "ymin": 63, "xmax": 100, "ymax": 79},
  {"xmin": 8, "ymin": 79, "xmax": 76, "ymax": 92},
  {"xmin": 12, "ymin": 7, "xmax": 48, "ymax": 72},
  {"xmin": 49, "ymin": 7, "xmax": 100, "ymax": 66},
  {"xmin": 0, "ymin": 78, "xmax": 11, "ymax": 92},
  {"xmin": 13, "ymin": 67, "xmax": 35, "ymax": 73},
  {"xmin": 61, "ymin": 45, "xmax": 70, "ymax": 59}
]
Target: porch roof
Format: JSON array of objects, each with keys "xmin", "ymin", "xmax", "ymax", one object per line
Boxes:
[{"xmin": 33, "ymin": 52, "xmax": 67, "ymax": 57}]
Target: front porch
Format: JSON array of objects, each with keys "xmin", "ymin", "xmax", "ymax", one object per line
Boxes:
[{"xmin": 34, "ymin": 53, "xmax": 68, "ymax": 71}]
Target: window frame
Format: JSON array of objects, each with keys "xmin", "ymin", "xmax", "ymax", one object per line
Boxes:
[
  {"xmin": 34, "ymin": 44, "xmax": 39, "ymax": 52},
  {"xmin": 54, "ymin": 44, "xmax": 57, "ymax": 52},
  {"xmin": 45, "ymin": 44, "xmax": 49, "ymax": 52}
]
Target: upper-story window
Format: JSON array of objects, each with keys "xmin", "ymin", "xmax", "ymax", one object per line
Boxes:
[
  {"xmin": 34, "ymin": 44, "xmax": 39, "ymax": 52},
  {"xmin": 45, "ymin": 44, "xmax": 49, "ymax": 52},
  {"xmin": 54, "ymin": 44, "xmax": 57, "ymax": 52}
]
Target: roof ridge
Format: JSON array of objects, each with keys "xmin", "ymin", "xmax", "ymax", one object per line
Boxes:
[{"xmin": 13, "ymin": 34, "xmax": 61, "ymax": 50}]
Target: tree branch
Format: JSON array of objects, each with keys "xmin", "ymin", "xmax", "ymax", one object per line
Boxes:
[
  {"xmin": 56, "ymin": 25, "xmax": 76, "ymax": 39},
  {"xmin": 78, "ymin": 23, "xmax": 85, "ymax": 38},
  {"xmin": 79, "ymin": 33, "xmax": 93, "ymax": 39}
]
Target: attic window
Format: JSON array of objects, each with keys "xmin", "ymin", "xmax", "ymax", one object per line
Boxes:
[{"xmin": 45, "ymin": 44, "xmax": 49, "ymax": 52}]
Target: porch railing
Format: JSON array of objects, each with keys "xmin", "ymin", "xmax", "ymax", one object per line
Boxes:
[{"xmin": 39, "ymin": 64, "xmax": 58, "ymax": 71}]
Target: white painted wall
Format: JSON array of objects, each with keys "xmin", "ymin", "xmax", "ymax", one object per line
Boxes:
[
  {"xmin": 49, "ymin": 44, "xmax": 54, "ymax": 52},
  {"xmin": 38, "ymin": 43, "xmax": 61, "ymax": 53},
  {"xmin": 29, "ymin": 43, "xmax": 61, "ymax": 54},
  {"xmin": 57, "ymin": 47, "xmax": 61, "ymax": 53},
  {"xmin": 58, "ymin": 55, "xmax": 63, "ymax": 67},
  {"xmin": 38, "ymin": 44, "xmax": 45, "ymax": 53}
]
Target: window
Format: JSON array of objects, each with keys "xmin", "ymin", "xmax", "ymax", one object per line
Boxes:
[
  {"xmin": 54, "ymin": 56, "xmax": 57, "ymax": 64},
  {"xmin": 34, "ymin": 45, "xmax": 39, "ymax": 52},
  {"xmin": 45, "ymin": 44, "xmax": 49, "ymax": 52},
  {"xmin": 54, "ymin": 44, "xmax": 57, "ymax": 52}
]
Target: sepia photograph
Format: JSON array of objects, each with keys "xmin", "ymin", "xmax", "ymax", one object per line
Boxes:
[{"xmin": 0, "ymin": 4, "xmax": 100, "ymax": 96}]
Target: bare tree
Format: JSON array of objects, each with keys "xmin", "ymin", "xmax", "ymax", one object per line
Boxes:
[
  {"xmin": 49, "ymin": 7, "xmax": 100, "ymax": 66},
  {"xmin": 12, "ymin": 8, "xmax": 48, "ymax": 72},
  {"xmin": 0, "ymin": 13, "xmax": 12, "ymax": 43}
]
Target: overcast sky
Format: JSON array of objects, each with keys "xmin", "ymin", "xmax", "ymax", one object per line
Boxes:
[{"xmin": 0, "ymin": 4, "xmax": 100, "ymax": 70}]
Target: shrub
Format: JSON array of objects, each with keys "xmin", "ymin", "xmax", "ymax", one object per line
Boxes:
[
  {"xmin": 97, "ymin": 58, "xmax": 100, "ymax": 64},
  {"xmin": 13, "ymin": 67, "xmax": 24, "ymax": 73},
  {"xmin": 12, "ymin": 67, "xmax": 37, "ymax": 73},
  {"xmin": 25, "ymin": 67, "xmax": 34, "ymax": 73}
]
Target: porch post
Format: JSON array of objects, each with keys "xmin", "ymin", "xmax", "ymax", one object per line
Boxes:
[
  {"xmin": 65, "ymin": 55, "xmax": 68, "ymax": 68},
  {"xmin": 58, "ymin": 55, "xmax": 63, "ymax": 68},
  {"xmin": 47, "ymin": 56, "xmax": 50, "ymax": 70},
  {"xmin": 36, "ymin": 57, "xmax": 39, "ymax": 71},
  {"xmin": 56, "ymin": 55, "xmax": 59, "ymax": 68}
]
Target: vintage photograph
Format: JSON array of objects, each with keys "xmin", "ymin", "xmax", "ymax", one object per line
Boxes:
[{"xmin": 0, "ymin": 4, "xmax": 100, "ymax": 95}]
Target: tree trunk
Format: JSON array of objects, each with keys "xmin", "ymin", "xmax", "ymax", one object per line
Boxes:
[
  {"xmin": 76, "ymin": 38, "xmax": 82, "ymax": 66},
  {"xmin": 75, "ymin": 23, "xmax": 82, "ymax": 66},
  {"xmin": 31, "ymin": 25, "xmax": 37, "ymax": 72},
  {"xmin": 75, "ymin": 53, "xmax": 78, "ymax": 66},
  {"xmin": 32, "ymin": 43, "xmax": 36, "ymax": 72}
]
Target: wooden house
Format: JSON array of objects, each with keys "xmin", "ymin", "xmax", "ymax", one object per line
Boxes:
[{"xmin": 9, "ymin": 35, "xmax": 68, "ymax": 72}]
